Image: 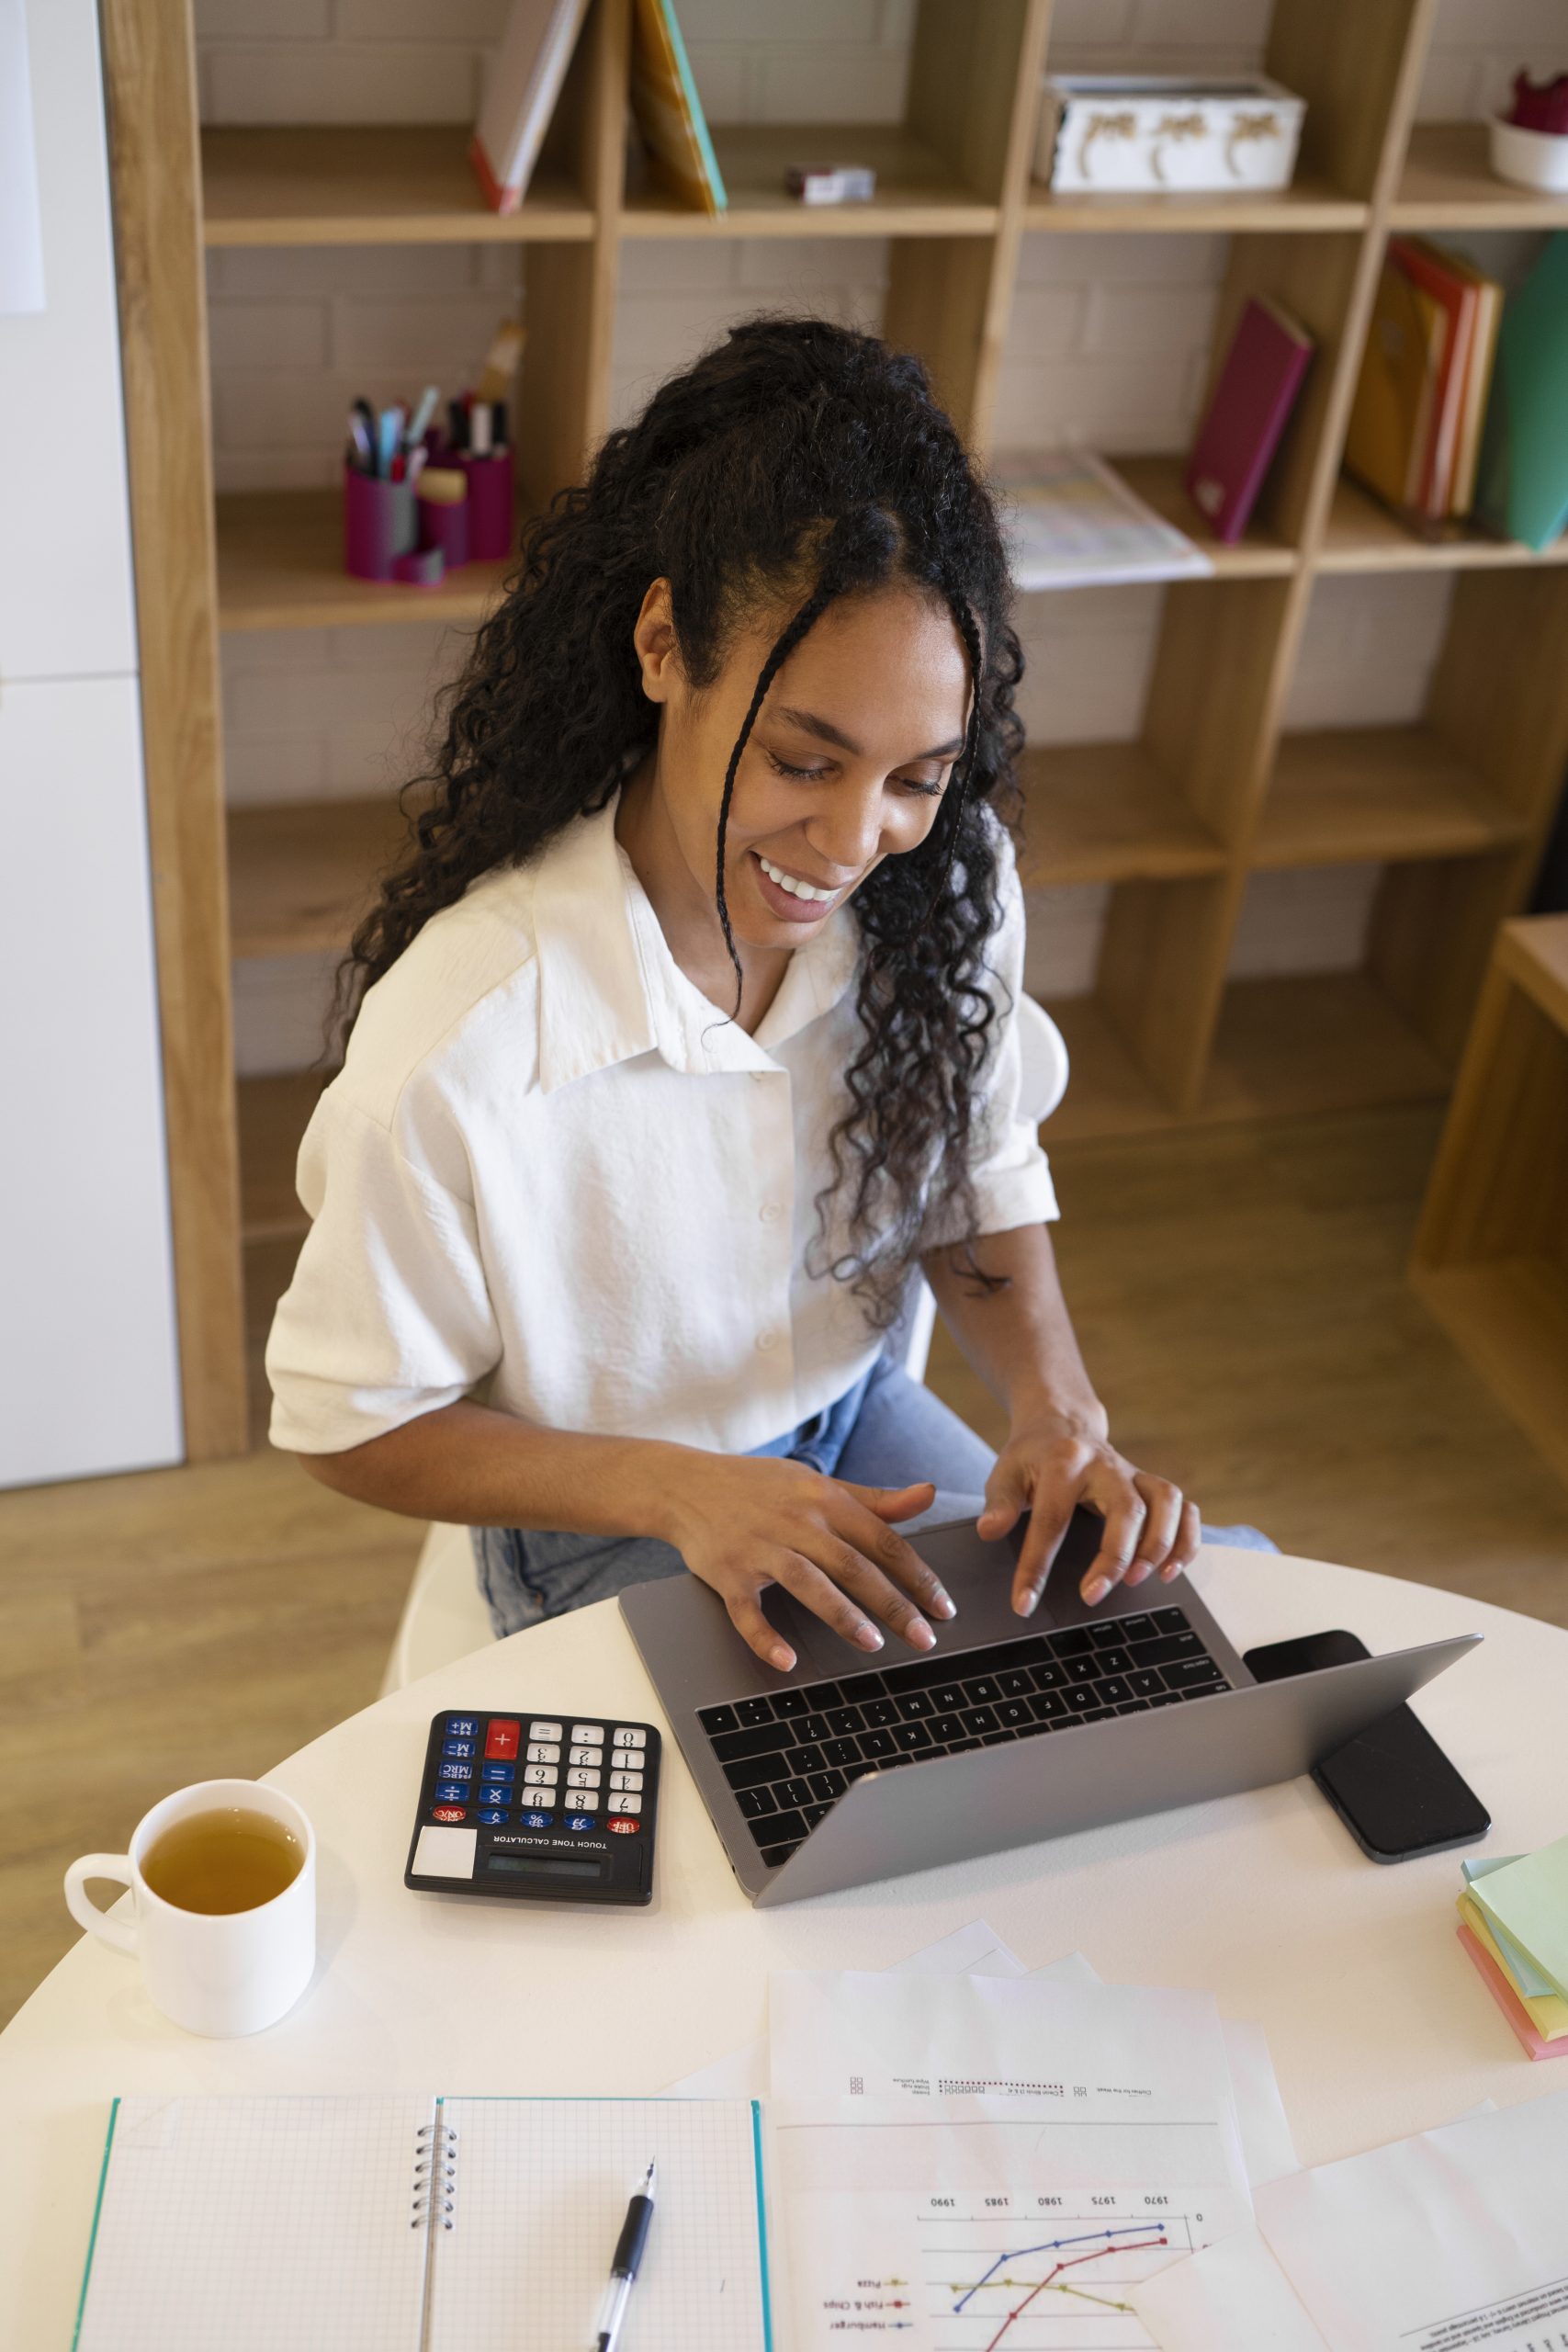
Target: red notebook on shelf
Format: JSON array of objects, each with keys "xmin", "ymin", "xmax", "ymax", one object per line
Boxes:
[{"xmin": 1184, "ymin": 297, "xmax": 1314, "ymax": 545}]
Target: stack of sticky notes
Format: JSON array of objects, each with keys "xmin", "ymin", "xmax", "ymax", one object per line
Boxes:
[{"xmin": 1456, "ymin": 1837, "xmax": 1568, "ymax": 2060}]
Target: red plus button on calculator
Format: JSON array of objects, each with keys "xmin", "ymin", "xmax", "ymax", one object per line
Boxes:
[{"xmin": 405, "ymin": 1708, "xmax": 660, "ymax": 1906}]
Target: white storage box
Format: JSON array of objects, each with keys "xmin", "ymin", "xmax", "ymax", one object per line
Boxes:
[
  {"xmin": 1488, "ymin": 112, "xmax": 1568, "ymax": 194},
  {"xmin": 1036, "ymin": 74, "xmax": 1305, "ymax": 196}
]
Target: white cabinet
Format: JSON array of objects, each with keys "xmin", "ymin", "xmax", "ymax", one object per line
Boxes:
[
  {"xmin": 0, "ymin": 0, "xmax": 183, "ymax": 1485},
  {"xmin": 0, "ymin": 0, "xmax": 137, "ymax": 684},
  {"xmin": 0, "ymin": 677, "xmax": 183, "ymax": 1484}
]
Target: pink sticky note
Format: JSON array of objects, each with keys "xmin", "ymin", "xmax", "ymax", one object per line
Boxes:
[{"xmin": 1458, "ymin": 1924, "xmax": 1568, "ymax": 2063}]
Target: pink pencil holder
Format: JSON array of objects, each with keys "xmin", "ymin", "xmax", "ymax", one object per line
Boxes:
[
  {"xmin": 418, "ymin": 485, "xmax": 469, "ymax": 571},
  {"xmin": 461, "ymin": 448, "xmax": 514, "ymax": 562},
  {"xmin": 343, "ymin": 466, "xmax": 417, "ymax": 581}
]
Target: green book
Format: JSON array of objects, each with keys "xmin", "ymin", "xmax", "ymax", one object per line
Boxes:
[{"xmin": 1475, "ymin": 230, "xmax": 1568, "ymax": 551}]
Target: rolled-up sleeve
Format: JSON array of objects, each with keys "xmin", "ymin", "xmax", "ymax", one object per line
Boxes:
[
  {"xmin": 265, "ymin": 1091, "xmax": 502, "ymax": 1455},
  {"xmin": 965, "ymin": 827, "xmax": 1061, "ymax": 1237}
]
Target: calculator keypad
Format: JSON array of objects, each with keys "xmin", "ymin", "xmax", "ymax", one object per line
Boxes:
[{"xmin": 408, "ymin": 1708, "xmax": 660, "ymax": 1906}]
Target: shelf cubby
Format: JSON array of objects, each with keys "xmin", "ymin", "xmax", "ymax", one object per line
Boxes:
[
  {"xmin": 1044, "ymin": 967, "xmax": 1452, "ymax": 1139},
  {"xmin": 239, "ymin": 1072, "xmax": 325, "ymax": 1243},
  {"xmin": 1253, "ymin": 727, "xmax": 1529, "ymax": 871},
  {"xmin": 217, "ymin": 491, "xmax": 518, "ymax": 633},
  {"xmin": 1201, "ymin": 967, "xmax": 1452, "ymax": 1120},
  {"xmin": 1392, "ymin": 122, "xmax": 1568, "ymax": 232},
  {"xmin": 1111, "ymin": 454, "xmax": 1299, "ymax": 579},
  {"xmin": 201, "ymin": 126, "xmax": 596, "ymax": 246},
  {"xmin": 1017, "ymin": 743, "xmax": 1228, "ymax": 888},
  {"xmin": 622, "ymin": 123, "xmax": 997, "ymax": 239},
  {"xmin": 227, "ymin": 797, "xmax": 412, "ymax": 960},
  {"xmin": 1318, "ymin": 475, "xmax": 1568, "ymax": 574}
]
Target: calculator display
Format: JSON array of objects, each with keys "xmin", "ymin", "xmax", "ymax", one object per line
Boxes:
[
  {"xmin": 404, "ymin": 1709, "xmax": 660, "ymax": 1906},
  {"xmin": 489, "ymin": 1855, "xmax": 604, "ymax": 1880}
]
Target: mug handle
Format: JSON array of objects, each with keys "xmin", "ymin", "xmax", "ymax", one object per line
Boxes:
[{"xmin": 64, "ymin": 1855, "xmax": 138, "ymax": 1955}]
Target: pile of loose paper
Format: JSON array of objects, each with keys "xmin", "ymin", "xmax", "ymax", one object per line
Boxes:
[{"xmin": 668, "ymin": 1918, "xmax": 1568, "ymax": 2351}]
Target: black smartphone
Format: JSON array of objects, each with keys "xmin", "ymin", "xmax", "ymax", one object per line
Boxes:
[{"xmin": 1242, "ymin": 1629, "xmax": 1489, "ymax": 1863}]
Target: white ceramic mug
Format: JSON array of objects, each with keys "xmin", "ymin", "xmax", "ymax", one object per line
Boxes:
[{"xmin": 63, "ymin": 1779, "xmax": 316, "ymax": 2037}]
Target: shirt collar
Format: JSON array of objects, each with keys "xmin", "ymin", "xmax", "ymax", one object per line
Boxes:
[{"xmin": 531, "ymin": 793, "xmax": 860, "ymax": 1092}]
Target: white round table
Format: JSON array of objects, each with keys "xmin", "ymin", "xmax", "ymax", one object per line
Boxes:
[{"xmin": 4, "ymin": 1546, "xmax": 1565, "ymax": 2349}]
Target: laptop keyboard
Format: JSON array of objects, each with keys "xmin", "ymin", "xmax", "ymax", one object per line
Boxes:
[{"xmin": 696, "ymin": 1605, "xmax": 1229, "ymax": 1871}]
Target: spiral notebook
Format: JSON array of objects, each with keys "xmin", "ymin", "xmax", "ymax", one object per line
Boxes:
[{"xmin": 72, "ymin": 2094, "xmax": 772, "ymax": 2352}]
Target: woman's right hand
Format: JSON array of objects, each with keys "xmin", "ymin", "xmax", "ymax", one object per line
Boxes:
[{"xmin": 655, "ymin": 1453, "xmax": 957, "ymax": 1671}]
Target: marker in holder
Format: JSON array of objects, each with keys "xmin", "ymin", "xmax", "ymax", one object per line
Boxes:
[
  {"xmin": 344, "ymin": 465, "xmax": 417, "ymax": 582},
  {"xmin": 461, "ymin": 447, "xmax": 514, "ymax": 562},
  {"xmin": 417, "ymin": 467, "xmax": 469, "ymax": 571}
]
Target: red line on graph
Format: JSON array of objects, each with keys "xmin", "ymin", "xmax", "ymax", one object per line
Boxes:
[{"xmin": 981, "ymin": 2236, "xmax": 1168, "ymax": 2352}]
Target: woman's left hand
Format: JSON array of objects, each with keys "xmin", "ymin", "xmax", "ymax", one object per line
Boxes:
[{"xmin": 976, "ymin": 1404, "xmax": 1201, "ymax": 1615}]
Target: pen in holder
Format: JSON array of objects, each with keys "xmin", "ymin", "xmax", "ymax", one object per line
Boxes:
[
  {"xmin": 417, "ymin": 468, "xmax": 469, "ymax": 570},
  {"xmin": 461, "ymin": 447, "xmax": 514, "ymax": 562},
  {"xmin": 344, "ymin": 465, "xmax": 417, "ymax": 581}
]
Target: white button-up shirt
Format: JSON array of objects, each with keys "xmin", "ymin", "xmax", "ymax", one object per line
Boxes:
[{"xmin": 265, "ymin": 793, "xmax": 1057, "ymax": 1458}]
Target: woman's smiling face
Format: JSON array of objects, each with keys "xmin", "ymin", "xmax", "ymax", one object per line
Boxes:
[{"xmin": 632, "ymin": 576, "xmax": 972, "ymax": 951}]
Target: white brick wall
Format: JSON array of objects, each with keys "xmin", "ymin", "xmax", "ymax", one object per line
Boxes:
[
  {"xmin": 993, "ymin": 231, "xmax": 1224, "ymax": 458},
  {"xmin": 198, "ymin": 0, "xmax": 1517, "ymax": 1065},
  {"xmin": 1417, "ymin": 0, "xmax": 1568, "ymax": 123},
  {"xmin": 207, "ymin": 243, "xmax": 522, "ymax": 493},
  {"xmin": 608, "ymin": 235, "xmax": 888, "ymax": 431}
]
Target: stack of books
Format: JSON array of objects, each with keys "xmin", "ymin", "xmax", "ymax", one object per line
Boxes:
[
  {"xmin": 1345, "ymin": 237, "xmax": 1504, "ymax": 527},
  {"xmin": 1457, "ymin": 1835, "xmax": 1568, "ymax": 2062}
]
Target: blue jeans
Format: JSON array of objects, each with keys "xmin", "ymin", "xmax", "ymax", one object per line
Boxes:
[{"xmin": 471, "ymin": 1351, "xmax": 1277, "ymax": 1638}]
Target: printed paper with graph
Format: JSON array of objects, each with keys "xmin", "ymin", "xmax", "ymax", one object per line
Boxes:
[{"xmin": 767, "ymin": 1971, "xmax": 1253, "ymax": 2350}]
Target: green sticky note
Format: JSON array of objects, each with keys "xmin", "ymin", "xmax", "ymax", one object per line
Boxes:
[
  {"xmin": 1472, "ymin": 1834, "xmax": 1568, "ymax": 2000},
  {"xmin": 1462, "ymin": 1856, "xmax": 1557, "ymax": 1999}
]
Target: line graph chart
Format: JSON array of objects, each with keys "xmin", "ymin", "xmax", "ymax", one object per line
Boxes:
[{"xmin": 919, "ymin": 2199, "xmax": 1197, "ymax": 2351}]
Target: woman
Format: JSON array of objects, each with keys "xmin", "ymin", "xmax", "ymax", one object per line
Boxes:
[{"xmin": 267, "ymin": 318, "xmax": 1258, "ymax": 1677}]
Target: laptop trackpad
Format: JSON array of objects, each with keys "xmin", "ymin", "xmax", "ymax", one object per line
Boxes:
[{"xmin": 756, "ymin": 1508, "xmax": 1107, "ymax": 1675}]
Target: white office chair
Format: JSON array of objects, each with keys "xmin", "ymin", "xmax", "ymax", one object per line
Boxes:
[{"xmin": 380, "ymin": 996, "xmax": 1070, "ymax": 1693}]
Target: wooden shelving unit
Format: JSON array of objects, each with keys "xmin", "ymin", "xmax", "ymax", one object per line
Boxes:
[{"xmin": 104, "ymin": 0, "xmax": 1568, "ymax": 1454}]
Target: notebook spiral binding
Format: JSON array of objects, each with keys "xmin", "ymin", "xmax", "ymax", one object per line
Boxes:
[{"xmin": 411, "ymin": 2118, "xmax": 459, "ymax": 2232}]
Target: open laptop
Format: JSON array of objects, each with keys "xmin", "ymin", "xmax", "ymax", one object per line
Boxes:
[{"xmin": 619, "ymin": 1509, "xmax": 1479, "ymax": 1906}]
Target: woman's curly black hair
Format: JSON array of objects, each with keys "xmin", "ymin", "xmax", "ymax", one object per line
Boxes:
[{"xmin": 332, "ymin": 315, "xmax": 1027, "ymax": 1329}]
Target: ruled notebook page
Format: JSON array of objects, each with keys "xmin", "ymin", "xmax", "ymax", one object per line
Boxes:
[
  {"xmin": 430, "ymin": 2097, "xmax": 771, "ymax": 2351},
  {"xmin": 74, "ymin": 2095, "xmax": 436, "ymax": 2352}
]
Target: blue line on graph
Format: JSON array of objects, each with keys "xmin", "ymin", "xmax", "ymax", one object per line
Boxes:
[{"xmin": 951, "ymin": 2223, "xmax": 1169, "ymax": 2312}]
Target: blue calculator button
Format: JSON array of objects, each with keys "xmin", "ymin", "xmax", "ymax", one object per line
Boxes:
[
  {"xmin": 442, "ymin": 1738, "xmax": 476, "ymax": 1759},
  {"xmin": 446, "ymin": 1717, "xmax": 479, "ymax": 1736},
  {"xmin": 438, "ymin": 1768, "xmax": 471, "ymax": 1788},
  {"xmin": 480, "ymin": 1761, "xmax": 515, "ymax": 1783},
  {"xmin": 522, "ymin": 1809, "xmax": 555, "ymax": 1829},
  {"xmin": 567, "ymin": 1814, "xmax": 597, "ymax": 1832},
  {"xmin": 477, "ymin": 1806, "xmax": 509, "ymax": 1826}
]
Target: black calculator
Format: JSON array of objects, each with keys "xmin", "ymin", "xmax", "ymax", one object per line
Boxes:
[{"xmin": 404, "ymin": 1708, "xmax": 660, "ymax": 1905}]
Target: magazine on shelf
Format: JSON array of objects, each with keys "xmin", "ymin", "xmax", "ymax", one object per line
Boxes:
[{"xmin": 998, "ymin": 450, "xmax": 1213, "ymax": 589}]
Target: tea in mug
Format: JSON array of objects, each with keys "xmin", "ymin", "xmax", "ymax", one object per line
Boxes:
[{"xmin": 141, "ymin": 1807, "xmax": 304, "ymax": 1915}]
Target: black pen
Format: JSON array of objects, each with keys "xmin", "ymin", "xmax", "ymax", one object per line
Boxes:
[{"xmin": 591, "ymin": 2157, "xmax": 656, "ymax": 2352}]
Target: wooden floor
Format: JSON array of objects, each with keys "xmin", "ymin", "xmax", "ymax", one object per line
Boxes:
[{"xmin": 4, "ymin": 1100, "xmax": 1565, "ymax": 2028}]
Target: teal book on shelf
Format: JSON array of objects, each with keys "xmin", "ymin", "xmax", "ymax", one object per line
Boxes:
[{"xmin": 1475, "ymin": 231, "xmax": 1568, "ymax": 552}]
